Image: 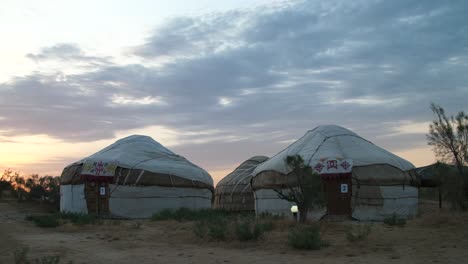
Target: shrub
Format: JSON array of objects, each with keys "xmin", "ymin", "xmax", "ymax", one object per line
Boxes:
[
  {"xmin": 384, "ymin": 213, "xmax": 406, "ymax": 226},
  {"xmin": 207, "ymin": 217, "xmax": 228, "ymax": 240},
  {"xmin": 346, "ymin": 224, "xmax": 372, "ymax": 242},
  {"xmin": 288, "ymin": 224, "xmax": 326, "ymax": 250},
  {"xmin": 59, "ymin": 212, "xmax": 96, "ymax": 225},
  {"xmin": 234, "ymin": 219, "xmax": 261, "ymax": 241},
  {"xmin": 26, "ymin": 215, "xmax": 60, "ymax": 228}
]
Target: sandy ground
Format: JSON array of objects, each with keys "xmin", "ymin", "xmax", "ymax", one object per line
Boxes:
[{"xmin": 1, "ymin": 200, "xmax": 467, "ymax": 264}]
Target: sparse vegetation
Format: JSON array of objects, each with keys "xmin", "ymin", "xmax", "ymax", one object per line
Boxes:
[
  {"xmin": 151, "ymin": 208, "xmax": 231, "ymax": 222},
  {"xmin": 346, "ymin": 224, "xmax": 372, "ymax": 242},
  {"xmin": 14, "ymin": 248, "xmax": 66, "ymax": 264},
  {"xmin": 234, "ymin": 217, "xmax": 266, "ymax": 241},
  {"xmin": 193, "ymin": 216, "xmax": 228, "ymax": 240},
  {"xmin": 26, "ymin": 212, "xmax": 97, "ymax": 228},
  {"xmin": 59, "ymin": 212, "xmax": 97, "ymax": 225},
  {"xmin": 288, "ymin": 224, "xmax": 328, "ymax": 250},
  {"xmin": 25, "ymin": 215, "xmax": 60, "ymax": 228},
  {"xmin": 183, "ymin": 210, "xmax": 278, "ymax": 241},
  {"xmin": 383, "ymin": 213, "xmax": 407, "ymax": 227}
]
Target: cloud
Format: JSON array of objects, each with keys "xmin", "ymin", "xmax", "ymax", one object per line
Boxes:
[
  {"xmin": 26, "ymin": 43, "xmax": 111, "ymax": 65},
  {"xmin": 1, "ymin": 0, "xmax": 468, "ymax": 171}
]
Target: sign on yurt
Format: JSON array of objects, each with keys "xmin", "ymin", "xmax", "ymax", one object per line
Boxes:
[
  {"xmin": 313, "ymin": 158, "xmax": 353, "ymax": 216},
  {"xmin": 79, "ymin": 160, "xmax": 118, "ymax": 215}
]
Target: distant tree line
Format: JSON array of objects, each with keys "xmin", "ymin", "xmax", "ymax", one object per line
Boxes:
[{"xmin": 0, "ymin": 169, "xmax": 60, "ymax": 209}]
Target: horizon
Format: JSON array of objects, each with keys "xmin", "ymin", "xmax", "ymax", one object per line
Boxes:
[{"xmin": 1, "ymin": 0, "xmax": 467, "ymax": 185}]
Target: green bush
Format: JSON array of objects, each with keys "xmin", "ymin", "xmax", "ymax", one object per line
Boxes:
[
  {"xmin": 193, "ymin": 216, "xmax": 228, "ymax": 240},
  {"xmin": 234, "ymin": 219, "xmax": 260, "ymax": 241},
  {"xmin": 384, "ymin": 213, "xmax": 406, "ymax": 226},
  {"xmin": 346, "ymin": 224, "xmax": 372, "ymax": 242},
  {"xmin": 288, "ymin": 224, "xmax": 325, "ymax": 250},
  {"xmin": 207, "ymin": 217, "xmax": 228, "ymax": 240},
  {"xmin": 26, "ymin": 215, "xmax": 60, "ymax": 228}
]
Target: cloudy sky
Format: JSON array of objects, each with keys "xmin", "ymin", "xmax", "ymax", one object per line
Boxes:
[{"xmin": 1, "ymin": 0, "xmax": 467, "ymax": 183}]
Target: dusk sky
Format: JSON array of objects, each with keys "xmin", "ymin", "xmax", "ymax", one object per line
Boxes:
[{"xmin": 1, "ymin": 0, "xmax": 467, "ymax": 184}]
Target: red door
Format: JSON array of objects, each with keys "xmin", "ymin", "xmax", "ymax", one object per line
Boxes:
[{"xmin": 323, "ymin": 175, "xmax": 352, "ymax": 215}]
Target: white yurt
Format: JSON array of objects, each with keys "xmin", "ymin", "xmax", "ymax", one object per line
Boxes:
[
  {"xmin": 214, "ymin": 156, "xmax": 268, "ymax": 211},
  {"xmin": 60, "ymin": 135, "xmax": 214, "ymax": 218},
  {"xmin": 251, "ymin": 125, "xmax": 418, "ymax": 221}
]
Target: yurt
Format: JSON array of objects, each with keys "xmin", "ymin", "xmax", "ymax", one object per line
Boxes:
[
  {"xmin": 251, "ymin": 125, "xmax": 418, "ymax": 221},
  {"xmin": 60, "ymin": 135, "xmax": 214, "ymax": 218},
  {"xmin": 214, "ymin": 156, "xmax": 268, "ymax": 211}
]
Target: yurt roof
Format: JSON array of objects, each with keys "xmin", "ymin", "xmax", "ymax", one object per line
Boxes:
[
  {"xmin": 64, "ymin": 135, "xmax": 213, "ymax": 185},
  {"xmin": 216, "ymin": 156, "xmax": 268, "ymax": 191},
  {"xmin": 253, "ymin": 125, "xmax": 414, "ymax": 176}
]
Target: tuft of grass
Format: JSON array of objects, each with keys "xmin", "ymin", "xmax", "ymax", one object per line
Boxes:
[
  {"xmin": 346, "ymin": 224, "xmax": 372, "ymax": 242},
  {"xmin": 383, "ymin": 213, "xmax": 406, "ymax": 226},
  {"xmin": 288, "ymin": 224, "xmax": 327, "ymax": 250},
  {"xmin": 25, "ymin": 215, "xmax": 60, "ymax": 228},
  {"xmin": 151, "ymin": 208, "xmax": 231, "ymax": 222},
  {"xmin": 193, "ymin": 220, "xmax": 208, "ymax": 239}
]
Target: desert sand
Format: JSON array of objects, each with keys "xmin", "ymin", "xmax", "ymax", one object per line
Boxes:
[{"xmin": 1, "ymin": 200, "xmax": 467, "ymax": 264}]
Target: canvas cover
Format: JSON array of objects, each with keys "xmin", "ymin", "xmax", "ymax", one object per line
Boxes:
[
  {"xmin": 61, "ymin": 135, "xmax": 213, "ymax": 188},
  {"xmin": 60, "ymin": 184, "xmax": 212, "ymax": 218},
  {"xmin": 214, "ymin": 156, "xmax": 268, "ymax": 211},
  {"xmin": 251, "ymin": 125, "xmax": 418, "ymax": 220},
  {"xmin": 60, "ymin": 135, "xmax": 214, "ymax": 218}
]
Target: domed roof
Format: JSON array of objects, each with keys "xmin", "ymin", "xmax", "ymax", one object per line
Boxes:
[
  {"xmin": 65, "ymin": 135, "xmax": 213, "ymax": 186},
  {"xmin": 216, "ymin": 156, "xmax": 268, "ymax": 192},
  {"xmin": 253, "ymin": 125, "xmax": 414, "ymax": 176}
]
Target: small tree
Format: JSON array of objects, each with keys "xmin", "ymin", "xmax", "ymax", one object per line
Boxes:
[
  {"xmin": 274, "ymin": 155, "xmax": 324, "ymax": 223},
  {"xmin": 427, "ymin": 103, "xmax": 468, "ymax": 209}
]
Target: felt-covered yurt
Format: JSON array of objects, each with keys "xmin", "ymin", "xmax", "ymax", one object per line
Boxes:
[
  {"xmin": 251, "ymin": 125, "xmax": 418, "ymax": 221},
  {"xmin": 214, "ymin": 156, "xmax": 268, "ymax": 211},
  {"xmin": 60, "ymin": 135, "xmax": 214, "ymax": 218}
]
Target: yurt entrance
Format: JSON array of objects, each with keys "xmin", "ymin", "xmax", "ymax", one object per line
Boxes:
[
  {"xmin": 322, "ymin": 175, "xmax": 351, "ymax": 215},
  {"xmin": 84, "ymin": 181, "xmax": 110, "ymax": 215},
  {"xmin": 315, "ymin": 159, "xmax": 353, "ymax": 216},
  {"xmin": 81, "ymin": 160, "xmax": 116, "ymax": 216}
]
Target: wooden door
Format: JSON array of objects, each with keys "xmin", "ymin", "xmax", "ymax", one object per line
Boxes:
[
  {"xmin": 85, "ymin": 181, "xmax": 110, "ymax": 216},
  {"xmin": 323, "ymin": 177, "xmax": 352, "ymax": 215}
]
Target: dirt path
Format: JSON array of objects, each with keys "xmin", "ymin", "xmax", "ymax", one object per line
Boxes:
[{"xmin": 1, "ymin": 200, "xmax": 467, "ymax": 264}]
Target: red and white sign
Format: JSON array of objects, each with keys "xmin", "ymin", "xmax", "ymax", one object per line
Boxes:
[{"xmin": 313, "ymin": 159, "xmax": 353, "ymax": 174}]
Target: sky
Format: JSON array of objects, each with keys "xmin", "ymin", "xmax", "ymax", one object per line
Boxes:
[{"xmin": 0, "ymin": 0, "xmax": 467, "ymax": 184}]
